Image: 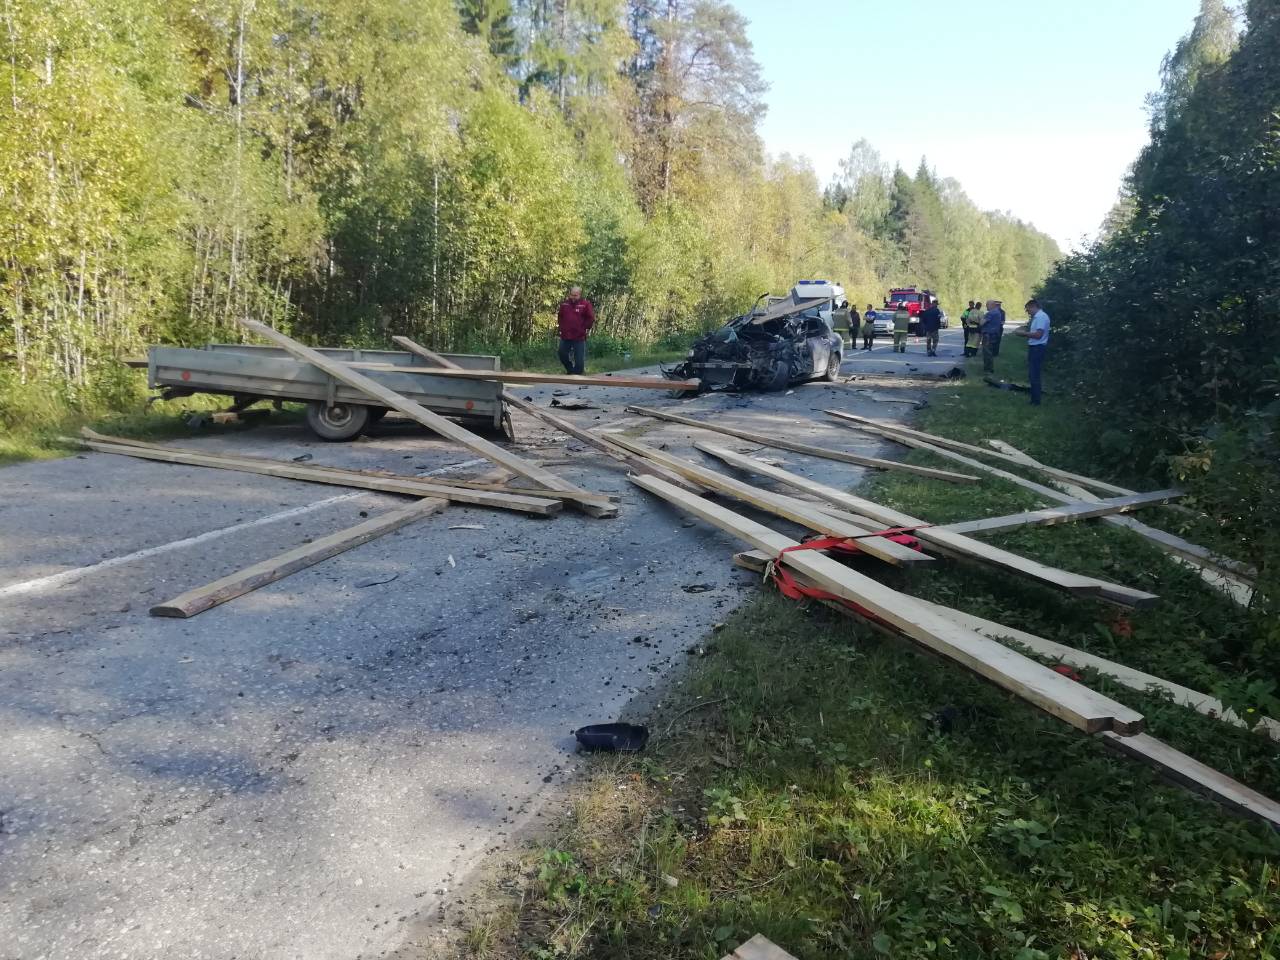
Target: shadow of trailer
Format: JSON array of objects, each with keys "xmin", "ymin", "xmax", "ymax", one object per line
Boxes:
[{"xmin": 144, "ymin": 343, "xmax": 504, "ymax": 441}]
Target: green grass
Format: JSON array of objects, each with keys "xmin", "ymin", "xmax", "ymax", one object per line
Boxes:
[
  {"xmin": 0, "ymin": 392, "xmax": 304, "ymax": 467},
  {"xmin": 465, "ymin": 336, "xmax": 1280, "ymax": 960}
]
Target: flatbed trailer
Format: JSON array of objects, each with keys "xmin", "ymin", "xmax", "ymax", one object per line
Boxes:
[{"xmin": 144, "ymin": 343, "xmax": 504, "ymax": 441}]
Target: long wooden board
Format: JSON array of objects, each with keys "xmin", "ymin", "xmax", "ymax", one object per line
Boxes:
[
  {"xmin": 697, "ymin": 442, "xmax": 1158, "ymax": 607},
  {"xmin": 828, "ymin": 414, "xmax": 1257, "ymax": 593},
  {"xmin": 150, "ymin": 497, "xmax": 447, "ymax": 618},
  {"xmin": 1099, "ymin": 732, "xmax": 1280, "ymax": 829},
  {"xmin": 730, "ymin": 549, "xmax": 1278, "ymax": 828},
  {"xmin": 240, "ymin": 321, "xmax": 615, "ymax": 518},
  {"xmin": 624, "ymin": 406, "xmax": 981, "ymax": 484},
  {"xmin": 393, "ymin": 335, "xmax": 705, "ymax": 494},
  {"xmin": 602, "ymin": 435, "xmax": 928, "ymax": 567},
  {"xmin": 940, "ymin": 490, "xmax": 1184, "ymax": 536},
  {"xmin": 79, "ymin": 428, "xmax": 612, "ymax": 510},
  {"xmin": 632, "ymin": 474, "xmax": 1144, "ymax": 734},
  {"xmin": 350, "ymin": 363, "xmax": 699, "ymax": 391},
  {"xmin": 79, "ymin": 437, "xmax": 563, "ymax": 516},
  {"xmin": 825, "ymin": 411, "xmax": 1136, "ymax": 496},
  {"xmin": 907, "ymin": 594, "xmax": 1280, "ymax": 741}
]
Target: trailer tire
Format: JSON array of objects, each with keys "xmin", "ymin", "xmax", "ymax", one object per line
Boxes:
[{"xmin": 305, "ymin": 401, "xmax": 370, "ymax": 441}]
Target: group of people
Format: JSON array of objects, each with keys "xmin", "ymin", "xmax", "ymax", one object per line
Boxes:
[
  {"xmin": 850, "ymin": 299, "xmax": 944, "ymax": 355},
  {"xmin": 848, "ymin": 295, "xmax": 1050, "ymax": 406}
]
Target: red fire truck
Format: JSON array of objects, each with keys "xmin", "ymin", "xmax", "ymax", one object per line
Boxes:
[{"xmin": 883, "ymin": 287, "xmax": 939, "ymax": 333}]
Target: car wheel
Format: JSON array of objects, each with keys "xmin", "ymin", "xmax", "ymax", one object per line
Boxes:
[
  {"xmin": 305, "ymin": 400, "xmax": 371, "ymax": 441},
  {"xmin": 821, "ymin": 352, "xmax": 842, "ymax": 381}
]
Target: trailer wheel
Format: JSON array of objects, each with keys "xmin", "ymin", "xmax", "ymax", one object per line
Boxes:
[{"xmin": 305, "ymin": 401, "xmax": 370, "ymax": 441}]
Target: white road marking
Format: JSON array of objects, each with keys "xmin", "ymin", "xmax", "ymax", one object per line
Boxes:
[{"xmin": 0, "ymin": 457, "xmax": 489, "ymax": 600}]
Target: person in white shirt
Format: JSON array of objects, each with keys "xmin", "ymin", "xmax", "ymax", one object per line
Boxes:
[{"xmin": 1013, "ymin": 298, "xmax": 1050, "ymax": 406}]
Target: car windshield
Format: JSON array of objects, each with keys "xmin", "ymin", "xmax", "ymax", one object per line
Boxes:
[{"xmin": 890, "ymin": 293, "xmax": 920, "ymax": 303}]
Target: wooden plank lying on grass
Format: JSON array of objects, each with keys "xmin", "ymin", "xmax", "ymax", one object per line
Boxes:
[
  {"xmin": 240, "ymin": 321, "xmax": 615, "ymax": 518},
  {"xmin": 603, "ymin": 434, "xmax": 928, "ymax": 567},
  {"xmin": 151, "ymin": 497, "xmax": 447, "ymax": 618},
  {"xmin": 625, "ymin": 405, "xmax": 982, "ymax": 484},
  {"xmin": 724, "ymin": 935, "xmax": 799, "ymax": 960},
  {"xmin": 830, "ymin": 414, "xmax": 1257, "ymax": 594},
  {"xmin": 633, "ymin": 473, "xmax": 1144, "ymax": 735},
  {"xmin": 731, "ymin": 549, "xmax": 1280, "ymax": 829},
  {"xmin": 393, "ymin": 335, "xmax": 705, "ymax": 494},
  {"xmin": 940, "ymin": 490, "xmax": 1184, "ymax": 536},
  {"xmin": 1099, "ymin": 732, "xmax": 1280, "ymax": 830},
  {"xmin": 825, "ymin": 410, "xmax": 1136, "ymax": 496},
  {"xmin": 913, "ymin": 595, "xmax": 1280, "ymax": 743},
  {"xmin": 698, "ymin": 442, "xmax": 1158, "ymax": 607},
  {"xmin": 983, "ymin": 438, "xmax": 1257, "ymax": 594},
  {"xmin": 79, "ymin": 434, "xmax": 562, "ymax": 516},
  {"xmin": 351, "ymin": 362, "xmax": 698, "ymax": 391}
]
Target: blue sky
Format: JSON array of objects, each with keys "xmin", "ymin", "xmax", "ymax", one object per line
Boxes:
[{"xmin": 732, "ymin": 0, "xmax": 1206, "ymax": 248}]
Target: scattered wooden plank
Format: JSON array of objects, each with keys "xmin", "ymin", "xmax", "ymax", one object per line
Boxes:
[
  {"xmin": 698, "ymin": 442, "xmax": 1159, "ymax": 607},
  {"xmin": 393, "ymin": 335, "xmax": 705, "ymax": 494},
  {"xmin": 632, "ymin": 474, "xmax": 1144, "ymax": 735},
  {"xmin": 829, "ymin": 416, "xmax": 1256, "ymax": 599},
  {"xmin": 603, "ymin": 434, "xmax": 929, "ymax": 567},
  {"xmin": 732, "ymin": 549, "xmax": 1280, "ymax": 826},
  {"xmin": 825, "ymin": 411, "xmax": 1136, "ymax": 496},
  {"xmin": 351, "ymin": 362, "xmax": 698, "ymax": 391},
  {"xmin": 150, "ymin": 497, "xmax": 447, "ymax": 618},
  {"xmin": 725, "ymin": 934, "xmax": 799, "ymax": 960},
  {"xmin": 972, "ymin": 436, "xmax": 1257, "ymax": 590},
  {"xmin": 625, "ymin": 406, "xmax": 981, "ymax": 484},
  {"xmin": 1099, "ymin": 732, "xmax": 1280, "ymax": 830},
  {"xmin": 239, "ymin": 321, "xmax": 615, "ymax": 518},
  {"xmin": 913, "ymin": 596, "xmax": 1280, "ymax": 742},
  {"xmin": 79, "ymin": 435, "xmax": 562, "ymax": 516},
  {"xmin": 940, "ymin": 490, "xmax": 1184, "ymax": 536}
]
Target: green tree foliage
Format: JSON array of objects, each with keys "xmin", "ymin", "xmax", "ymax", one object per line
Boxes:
[
  {"xmin": 0, "ymin": 0, "xmax": 1058, "ymax": 427},
  {"xmin": 1035, "ymin": 0, "xmax": 1279, "ymax": 620}
]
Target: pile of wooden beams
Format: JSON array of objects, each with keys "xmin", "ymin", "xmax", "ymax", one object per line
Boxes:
[{"xmin": 608, "ymin": 402, "xmax": 1278, "ymax": 827}]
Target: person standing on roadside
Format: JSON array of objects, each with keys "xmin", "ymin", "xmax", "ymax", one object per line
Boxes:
[
  {"xmin": 980, "ymin": 298, "xmax": 1003, "ymax": 374},
  {"xmin": 556, "ymin": 285, "xmax": 595, "ymax": 375},
  {"xmin": 861, "ymin": 305, "xmax": 876, "ymax": 350},
  {"xmin": 892, "ymin": 301, "xmax": 910, "ymax": 353},
  {"xmin": 918, "ymin": 298, "xmax": 943, "ymax": 357},
  {"xmin": 848, "ymin": 302, "xmax": 861, "ymax": 340},
  {"xmin": 1013, "ymin": 298, "xmax": 1051, "ymax": 405},
  {"xmin": 961, "ymin": 300, "xmax": 980, "ymax": 357}
]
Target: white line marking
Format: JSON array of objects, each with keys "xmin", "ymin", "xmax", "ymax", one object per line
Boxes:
[{"xmin": 0, "ymin": 457, "xmax": 489, "ymax": 600}]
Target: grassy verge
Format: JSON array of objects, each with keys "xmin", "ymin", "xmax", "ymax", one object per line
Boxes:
[{"xmin": 458, "ymin": 340, "xmax": 1280, "ymax": 960}]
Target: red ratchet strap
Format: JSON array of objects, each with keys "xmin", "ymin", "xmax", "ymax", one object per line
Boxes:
[{"xmin": 765, "ymin": 529, "xmax": 927, "ymax": 627}]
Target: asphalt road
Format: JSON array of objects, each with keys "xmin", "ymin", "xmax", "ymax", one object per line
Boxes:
[{"xmin": 0, "ymin": 331, "xmax": 954, "ymax": 959}]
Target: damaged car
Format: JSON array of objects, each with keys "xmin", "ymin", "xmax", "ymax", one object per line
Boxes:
[{"xmin": 664, "ymin": 281, "xmax": 846, "ymax": 392}]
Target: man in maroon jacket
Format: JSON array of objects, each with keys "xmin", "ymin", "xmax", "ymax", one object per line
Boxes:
[{"xmin": 556, "ymin": 285, "xmax": 595, "ymax": 375}]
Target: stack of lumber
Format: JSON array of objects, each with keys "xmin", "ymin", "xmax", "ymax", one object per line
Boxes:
[{"xmin": 608, "ymin": 402, "xmax": 1279, "ymax": 827}]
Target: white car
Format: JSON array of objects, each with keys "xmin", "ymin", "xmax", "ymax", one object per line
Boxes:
[{"xmin": 868, "ymin": 310, "xmax": 895, "ymax": 336}]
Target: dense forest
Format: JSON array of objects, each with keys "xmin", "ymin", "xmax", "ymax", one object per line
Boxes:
[
  {"xmin": 0, "ymin": 0, "xmax": 1058, "ymax": 426},
  {"xmin": 1035, "ymin": 0, "xmax": 1278, "ymax": 570}
]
